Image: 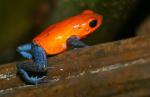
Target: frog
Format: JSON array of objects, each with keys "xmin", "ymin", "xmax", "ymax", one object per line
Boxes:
[{"xmin": 16, "ymin": 10, "xmax": 103, "ymax": 84}]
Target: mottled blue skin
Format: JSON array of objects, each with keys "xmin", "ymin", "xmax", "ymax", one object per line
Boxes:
[{"xmin": 17, "ymin": 36, "xmax": 88, "ymax": 85}]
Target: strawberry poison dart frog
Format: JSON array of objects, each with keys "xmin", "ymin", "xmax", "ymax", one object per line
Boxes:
[{"xmin": 17, "ymin": 10, "xmax": 103, "ymax": 84}]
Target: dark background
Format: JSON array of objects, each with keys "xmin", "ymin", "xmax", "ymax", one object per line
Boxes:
[{"xmin": 0, "ymin": 0, "xmax": 149, "ymax": 64}]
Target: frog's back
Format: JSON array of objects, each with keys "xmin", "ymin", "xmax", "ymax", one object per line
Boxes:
[
  {"xmin": 33, "ymin": 15, "xmax": 86, "ymax": 55},
  {"xmin": 33, "ymin": 10, "xmax": 103, "ymax": 55},
  {"xmin": 33, "ymin": 22, "xmax": 73, "ymax": 55}
]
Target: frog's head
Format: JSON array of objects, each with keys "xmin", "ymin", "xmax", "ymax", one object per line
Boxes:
[{"xmin": 72, "ymin": 10, "xmax": 103, "ymax": 39}]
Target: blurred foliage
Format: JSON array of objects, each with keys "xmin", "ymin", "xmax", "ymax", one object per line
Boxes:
[
  {"xmin": 0, "ymin": 0, "xmax": 37, "ymax": 63},
  {"xmin": 0, "ymin": 0, "xmax": 54, "ymax": 63},
  {"xmin": 0, "ymin": 0, "xmax": 35, "ymax": 48},
  {"xmin": 0, "ymin": 0, "xmax": 148, "ymax": 64}
]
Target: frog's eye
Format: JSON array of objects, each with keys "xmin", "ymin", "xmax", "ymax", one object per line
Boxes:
[{"xmin": 89, "ymin": 20, "xmax": 97, "ymax": 28}]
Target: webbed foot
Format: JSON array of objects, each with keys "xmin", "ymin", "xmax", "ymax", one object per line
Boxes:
[
  {"xmin": 19, "ymin": 68, "xmax": 46, "ymax": 85},
  {"xmin": 17, "ymin": 62, "xmax": 47, "ymax": 85}
]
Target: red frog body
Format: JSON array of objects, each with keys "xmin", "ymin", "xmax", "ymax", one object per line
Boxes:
[{"xmin": 33, "ymin": 10, "xmax": 103, "ymax": 55}]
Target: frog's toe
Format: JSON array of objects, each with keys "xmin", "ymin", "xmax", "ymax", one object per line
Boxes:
[{"xmin": 30, "ymin": 76, "xmax": 46, "ymax": 85}]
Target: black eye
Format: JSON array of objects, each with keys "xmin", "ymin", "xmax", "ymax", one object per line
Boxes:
[{"xmin": 89, "ymin": 20, "xmax": 97, "ymax": 28}]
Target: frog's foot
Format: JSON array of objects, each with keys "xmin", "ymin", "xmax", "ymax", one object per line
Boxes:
[
  {"xmin": 16, "ymin": 43, "xmax": 33, "ymax": 59},
  {"xmin": 18, "ymin": 67, "xmax": 46, "ymax": 85},
  {"xmin": 16, "ymin": 62, "xmax": 47, "ymax": 85}
]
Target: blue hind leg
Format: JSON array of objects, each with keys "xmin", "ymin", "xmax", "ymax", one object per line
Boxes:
[
  {"xmin": 17, "ymin": 43, "xmax": 48, "ymax": 85},
  {"xmin": 31, "ymin": 43, "xmax": 48, "ymax": 71},
  {"xmin": 17, "ymin": 43, "xmax": 32, "ymax": 59}
]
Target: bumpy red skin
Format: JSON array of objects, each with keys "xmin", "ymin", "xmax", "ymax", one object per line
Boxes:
[{"xmin": 33, "ymin": 10, "xmax": 103, "ymax": 55}]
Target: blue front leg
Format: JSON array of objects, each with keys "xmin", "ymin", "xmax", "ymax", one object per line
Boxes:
[
  {"xmin": 17, "ymin": 43, "xmax": 48, "ymax": 85},
  {"xmin": 67, "ymin": 35, "xmax": 89, "ymax": 48}
]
